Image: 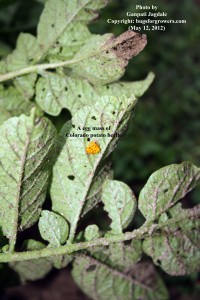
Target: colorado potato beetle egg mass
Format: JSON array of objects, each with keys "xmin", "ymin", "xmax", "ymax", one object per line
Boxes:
[{"xmin": 86, "ymin": 141, "xmax": 101, "ymax": 155}]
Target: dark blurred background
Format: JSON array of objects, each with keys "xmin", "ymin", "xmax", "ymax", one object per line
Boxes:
[{"xmin": 0, "ymin": 0, "xmax": 200, "ymax": 299}]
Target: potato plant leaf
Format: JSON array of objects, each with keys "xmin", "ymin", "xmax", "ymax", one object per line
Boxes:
[
  {"xmin": 38, "ymin": 210, "xmax": 69, "ymax": 247},
  {"xmin": 35, "ymin": 72, "xmax": 154, "ymax": 116},
  {"xmin": 5, "ymin": 33, "xmax": 41, "ymax": 99},
  {"xmin": 88, "ymin": 239, "xmax": 142, "ymax": 272},
  {"xmin": 71, "ymin": 31, "xmax": 147, "ymax": 85},
  {"xmin": 5, "ymin": 33, "xmax": 41, "ymax": 70},
  {"xmin": 72, "ymin": 255, "xmax": 169, "ymax": 300},
  {"xmin": 0, "ymin": 85, "xmax": 35, "ymax": 125},
  {"xmin": 50, "ymin": 95, "xmax": 137, "ymax": 242},
  {"xmin": 82, "ymin": 163, "xmax": 113, "ymax": 217},
  {"xmin": 51, "ymin": 253, "xmax": 72, "ymax": 270},
  {"xmin": 0, "ymin": 110, "xmax": 56, "ymax": 251},
  {"xmin": 10, "ymin": 240, "xmax": 53, "ymax": 282},
  {"xmin": 138, "ymin": 162, "xmax": 200, "ymax": 220},
  {"xmin": 97, "ymin": 72, "xmax": 155, "ymax": 98},
  {"xmin": 84, "ymin": 225, "xmax": 100, "ymax": 241},
  {"xmin": 102, "ymin": 179, "xmax": 137, "ymax": 234},
  {"xmin": 46, "ymin": 23, "xmax": 91, "ymax": 61},
  {"xmin": 37, "ymin": 0, "xmax": 109, "ymax": 60},
  {"xmin": 143, "ymin": 204, "xmax": 200, "ymax": 275}
]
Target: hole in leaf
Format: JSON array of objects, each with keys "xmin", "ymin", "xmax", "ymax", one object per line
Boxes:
[
  {"xmin": 72, "ymin": 124, "xmax": 75, "ymax": 128},
  {"xmin": 112, "ymin": 111, "xmax": 115, "ymax": 115},
  {"xmin": 65, "ymin": 87, "xmax": 68, "ymax": 91},
  {"xmin": 106, "ymin": 85, "xmax": 109, "ymax": 89},
  {"xmin": 68, "ymin": 175, "xmax": 75, "ymax": 180},
  {"xmin": 157, "ymin": 260, "xmax": 161, "ymax": 265},
  {"xmin": 92, "ymin": 116, "xmax": 96, "ymax": 120},
  {"xmin": 51, "ymin": 24, "xmax": 55, "ymax": 28},
  {"xmin": 78, "ymin": 94, "xmax": 81, "ymax": 98},
  {"xmin": 164, "ymin": 189, "xmax": 168, "ymax": 193},
  {"xmin": 86, "ymin": 265, "xmax": 96, "ymax": 272}
]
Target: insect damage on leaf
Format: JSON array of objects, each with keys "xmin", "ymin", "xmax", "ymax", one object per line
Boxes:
[{"xmin": 108, "ymin": 31, "xmax": 147, "ymax": 67}]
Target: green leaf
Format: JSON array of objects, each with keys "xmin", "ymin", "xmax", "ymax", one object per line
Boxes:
[
  {"xmin": 0, "ymin": 85, "xmax": 35, "ymax": 125},
  {"xmin": 47, "ymin": 23, "xmax": 91, "ymax": 61},
  {"xmin": 84, "ymin": 225, "xmax": 100, "ymax": 241},
  {"xmin": 35, "ymin": 72, "xmax": 153, "ymax": 116},
  {"xmin": 138, "ymin": 162, "xmax": 200, "ymax": 220},
  {"xmin": 51, "ymin": 253, "xmax": 72, "ymax": 269},
  {"xmin": 35, "ymin": 74, "xmax": 98, "ymax": 116},
  {"xmin": 14, "ymin": 74, "xmax": 37, "ymax": 100},
  {"xmin": 10, "ymin": 239, "xmax": 53, "ymax": 281},
  {"xmin": 0, "ymin": 110, "xmax": 56, "ymax": 251},
  {"xmin": 6, "ymin": 33, "xmax": 41, "ymax": 70},
  {"xmin": 89, "ymin": 239, "xmax": 142, "ymax": 271},
  {"xmin": 37, "ymin": 0, "xmax": 108, "ymax": 60},
  {"xmin": 39, "ymin": 210, "xmax": 69, "ymax": 246},
  {"xmin": 50, "ymin": 95, "xmax": 137, "ymax": 242},
  {"xmin": 0, "ymin": 61, "xmax": 7, "ymax": 74},
  {"xmin": 143, "ymin": 204, "xmax": 200, "ymax": 275},
  {"xmin": 5, "ymin": 33, "xmax": 42, "ymax": 99},
  {"xmin": 71, "ymin": 31, "xmax": 147, "ymax": 85},
  {"xmin": 72, "ymin": 255, "xmax": 169, "ymax": 300},
  {"xmin": 102, "ymin": 179, "xmax": 137, "ymax": 234},
  {"xmin": 82, "ymin": 163, "xmax": 113, "ymax": 217},
  {"xmin": 97, "ymin": 72, "xmax": 155, "ymax": 98},
  {"xmin": 0, "ymin": 107, "xmax": 11, "ymax": 126}
]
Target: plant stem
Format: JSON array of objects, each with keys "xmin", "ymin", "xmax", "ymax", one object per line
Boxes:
[
  {"xmin": 0, "ymin": 207, "xmax": 199, "ymax": 263},
  {"xmin": 0, "ymin": 59, "xmax": 79, "ymax": 82},
  {"xmin": 0, "ymin": 223, "xmax": 150, "ymax": 263}
]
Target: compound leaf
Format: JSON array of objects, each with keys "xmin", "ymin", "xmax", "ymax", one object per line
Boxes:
[
  {"xmin": 0, "ymin": 110, "xmax": 56, "ymax": 251},
  {"xmin": 143, "ymin": 204, "xmax": 200, "ymax": 275},
  {"xmin": 102, "ymin": 179, "xmax": 137, "ymax": 234},
  {"xmin": 138, "ymin": 162, "xmax": 200, "ymax": 220}
]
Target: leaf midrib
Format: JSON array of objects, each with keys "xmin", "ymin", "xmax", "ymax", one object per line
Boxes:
[
  {"xmin": 68, "ymin": 100, "xmax": 134, "ymax": 243},
  {"xmin": 76, "ymin": 254, "xmax": 153, "ymax": 291},
  {"xmin": 9, "ymin": 122, "xmax": 33, "ymax": 252}
]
